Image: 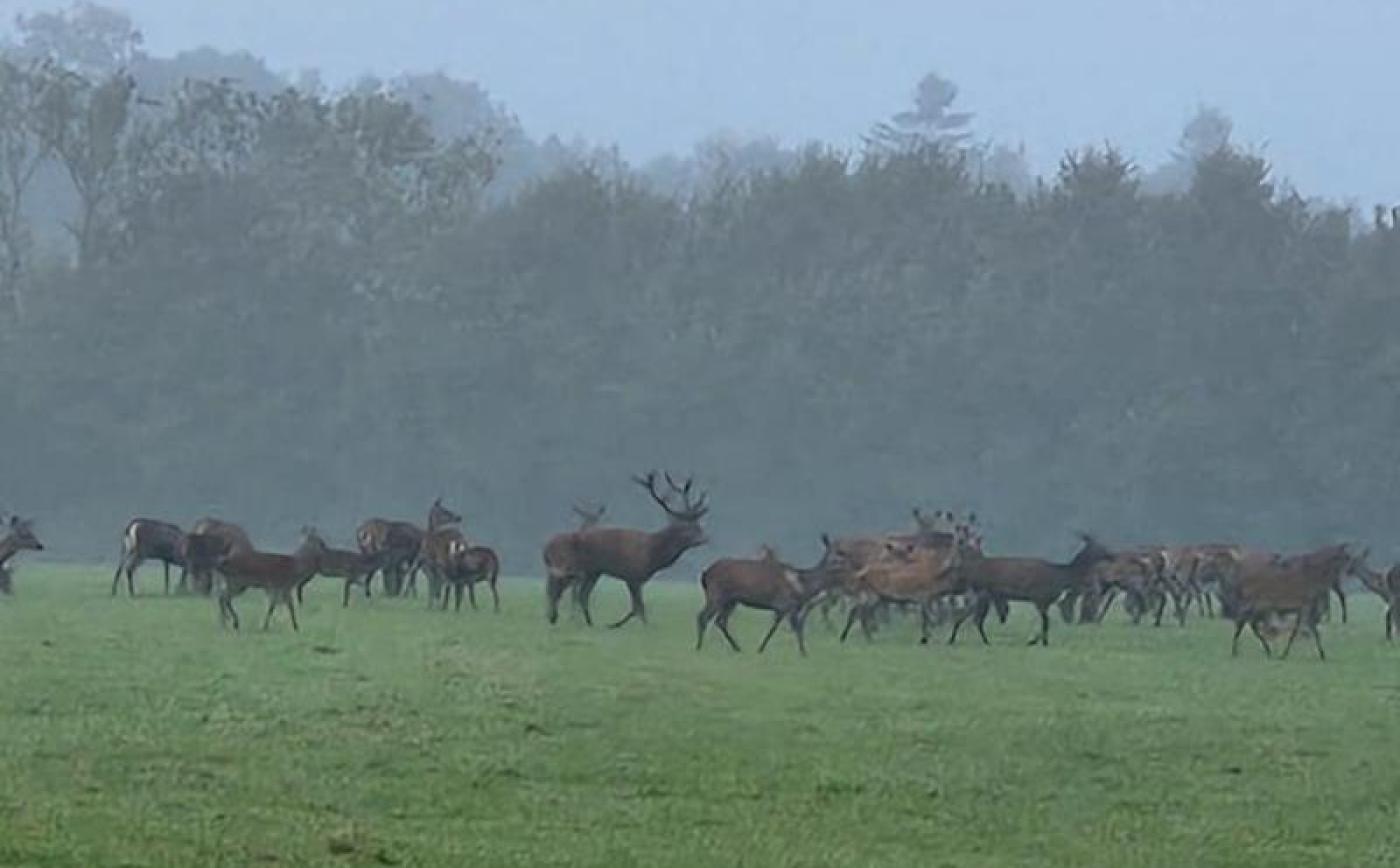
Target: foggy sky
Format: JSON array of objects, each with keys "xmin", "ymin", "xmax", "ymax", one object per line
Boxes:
[{"xmin": 9, "ymin": 0, "xmax": 1399, "ymax": 205}]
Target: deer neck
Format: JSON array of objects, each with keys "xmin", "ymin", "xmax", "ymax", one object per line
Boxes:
[
  {"xmin": 648, "ymin": 524, "xmax": 698, "ymax": 571},
  {"xmin": 0, "ymin": 536, "xmax": 15, "ymax": 567}
]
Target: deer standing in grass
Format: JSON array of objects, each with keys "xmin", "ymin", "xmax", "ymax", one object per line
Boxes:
[
  {"xmin": 837, "ymin": 533, "xmax": 964, "ymax": 645},
  {"xmin": 214, "ymin": 528, "xmax": 326, "ymax": 632},
  {"xmin": 181, "ymin": 518, "xmax": 254, "ymax": 595},
  {"xmin": 112, "ymin": 518, "xmax": 185, "ymax": 596},
  {"xmin": 1217, "ymin": 544, "xmax": 1353, "ymax": 660},
  {"xmin": 695, "ymin": 539, "xmax": 841, "ymax": 656},
  {"xmin": 357, "ymin": 499, "xmax": 459, "ymax": 597},
  {"xmin": 413, "ymin": 498, "xmax": 468, "ymax": 605},
  {"xmin": 948, "ymin": 534, "xmax": 1115, "ymax": 646},
  {"xmin": 543, "ymin": 472, "xmax": 708, "ymax": 628},
  {"xmin": 294, "ymin": 529, "xmax": 382, "ymax": 607},
  {"xmin": 439, "ymin": 537, "xmax": 502, "ymax": 612},
  {"xmin": 1345, "ymin": 551, "xmax": 1400, "ymax": 640},
  {"xmin": 0, "ymin": 515, "xmax": 44, "ymax": 594}
]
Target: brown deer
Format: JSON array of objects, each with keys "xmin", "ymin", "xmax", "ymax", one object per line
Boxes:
[
  {"xmin": 695, "ymin": 540, "xmax": 841, "ymax": 656},
  {"xmin": 0, "ymin": 515, "xmax": 44, "ymax": 594},
  {"xmin": 573, "ymin": 501, "xmax": 606, "ymax": 530},
  {"xmin": 293, "ymin": 529, "xmax": 382, "ymax": 607},
  {"xmin": 1218, "ymin": 544, "xmax": 1352, "ymax": 660},
  {"xmin": 181, "ymin": 518, "xmax": 254, "ymax": 595},
  {"xmin": 413, "ymin": 498, "xmax": 468, "ymax": 605},
  {"xmin": 111, "ymin": 518, "xmax": 185, "ymax": 596},
  {"xmin": 439, "ymin": 537, "xmax": 501, "ymax": 612},
  {"xmin": 214, "ymin": 527, "xmax": 326, "ymax": 632},
  {"xmin": 839, "ymin": 537, "xmax": 964, "ymax": 645},
  {"xmin": 1345, "ymin": 550, "xmax": 1400, "ymax": 640},
  {"xmin": 948, "ymin": 534, "xmax": 1115, "ymax": 646},
  {"xmin": 361, "ymin": 498, "xmax": 460, "ymax": 598},
  {"xmin": 543, "ymin": 471, "xmax": 709, "ymax": 628}
]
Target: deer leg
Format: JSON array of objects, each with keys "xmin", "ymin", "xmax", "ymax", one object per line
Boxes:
[
  {"xmin": 111, "ymin": 557, "xmax": 128, "ymax": 596},
  {"xmin": 757, "ymin": 611, "xmax": 785, "ymax": 654},
  {"xmin": 1312, "ymin": 623, "xmax": 1326, "ymax": 661},
  {"xmin": 948, "ymin": 596, "xmax": 975, "ymax": 645},
  {"xmin": 1230, "ymin": 618, "xmax": 1246, "ymax": 656},
  {"xmin": 1281, "ymin": 610, "xmax": 1305, "ymax": 659},
  {"xmin": 839, "ymin": 603, "xmax": 863, "ymax": 643},
  {"xmin": 695, "ymin": 602, "xmax": 717, "ymax": 650},
  {"xmin": 1334, "ymin": 584, "xmax": 1347, "ymax": 624},
  {"xmin": 973, "ymin": 595, "xmax": 993, "ymax": 645},
  {"xmin": 545, "ymin": 573, "xmax": 568, "ymax": 625},
  {"xmin": 715, "ymin": 603, "xmax": 742, "ymax": 652},
  {"xmin": 1248, "ymin": 617, "xmax": 1273, "ymax": 658},
  {"xmin": 1032, "ymin": 604, "xmax": 1050, "ymax": 646},
  {"xmin": 490, "ymin": 576, "xmax": 500, "ymax": 613},
  {"xmin": 263, "ymin": 595, "xmax": 279, "ymax": 631},
  {"xmin": 609, "ymin": 583, "xmax": 646, "ymax": 629},
  {"xmin": 343, "ymin": 579, "xmax": 354, "ymax": 608},
  {"xmin": 1057, "ymin": 591, "xmax": 1078, "ymax": 624},
  {"xmin": 1387, "ymin": 603, "xmax": 1396, "ymax": 641},
  {"xmin": 465, "ymin": 579, "xmax": 478, "ymax": 611},
  {"xmin": 791, "ymin": 609, "xmax": 809, "ymax": 657},
  {"xmin": 163, "ymin": 561, "xmax": 171, "ymax": 595},
  {"xmin": 286, "ymin": 593, "xmax": 300, "ymax": 632},
  {"xmin": 578, "ymin": 574, "xmax": 600, "ymax": 626}
]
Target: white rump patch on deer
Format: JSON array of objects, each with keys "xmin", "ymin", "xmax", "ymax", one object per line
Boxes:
[
  {"xmin": 125, "ymin": 522, "xmax": 140, "ymax": 553},
  {"xmin": 448, "ymin": 538, "xmax": 468, "ymax": 558}
]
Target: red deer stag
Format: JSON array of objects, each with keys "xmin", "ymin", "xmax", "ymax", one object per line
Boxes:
[
  {"xmin": 695, "ymin": 539, "xmax": 841, "ymax": 656},
  {"xmin": 294, "ymin": 529, "xmax": 382, "ymax": 607},
  {"xmin": 0, "ymin": 515, "xmax": 44, "ymax": 594},
  {"xmin": 1217, "ymin": 544, "xmax": 1352, "ymax": 660},
  {"xmin": 112, "ymin": 518, "xmax": 185, "ymax": 596},
  {"xmin": 181, "ymin": 518, "xmax": 254, "ymax": 595},
  {"xmin": 543, "ymin": 471, "xmax": 709, "ymax": 628},
  {"xmin": 214, "ymin": 527, "xmax": 326, "ymax": 632},
  {"xmin": 948, "ymin": 534, "xmax": 1115, "ymax": 646}
]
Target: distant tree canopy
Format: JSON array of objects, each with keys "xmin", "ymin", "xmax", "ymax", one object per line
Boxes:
[{"xmin": 1, "ymin": 8, "xmax": 1398, "ymax": 571}]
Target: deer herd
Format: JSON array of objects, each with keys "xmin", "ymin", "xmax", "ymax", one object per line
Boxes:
[{"xmin": 0, "ymin": 471, "xmax": 1396, "ymax": 661}]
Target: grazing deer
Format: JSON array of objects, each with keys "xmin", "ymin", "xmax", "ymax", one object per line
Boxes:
[
  {"xmin": 543, "ymin": 471, "xmax": 709, "ymax": 628},
  {"xmin": 111, "ymin": 518, "xmax": 185, "ymax": 596},
  {"xmin": 695, "ymin": 539, "xmax": 841, "ymax": 656},
  {"xmin": 438, "ymin": 538, "xmax": 501, "ymax": 612},
  {"xmin": 0, "ymin": 515, "xmax": 44, "ymax": 594},
  {"xmin": 948, "ymin": 534, "xmax": 1115, "ymax": 646},
  {"xmin": 294, "ymin": 529, "xmax": 382, "ymax": 607},
  {"xmin": 182, "ymin": 518, "xmax": 254, "ymax": 594},
  {"xmin": 214, "ymin": 528, "xmax": 326, "ymax": 632},
  {"xmin": 1217, "ymin": 544, "xmax": 1352, "ymax": 660}
]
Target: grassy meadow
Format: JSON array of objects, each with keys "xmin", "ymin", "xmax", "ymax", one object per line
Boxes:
[{"xmin": 1, "ymin": 564, "xmax": 1399, "ymax": 867}]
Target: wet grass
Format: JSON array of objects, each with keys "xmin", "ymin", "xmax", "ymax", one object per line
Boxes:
[{"xmin": 1, "ymin": 564, "xmax": 1398, "ymax": 866}]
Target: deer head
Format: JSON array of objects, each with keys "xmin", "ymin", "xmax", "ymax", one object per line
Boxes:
[
  {"xmin": 4, "ymin": 516, "xmax": 43, "ymax": 552},
  {"xmin": 633, "ymin": 470, "xmax": 709, "ymax": 547},
  {"xmin": 428, "ymin": 498, "xmax": 462, "ymax": 531}
]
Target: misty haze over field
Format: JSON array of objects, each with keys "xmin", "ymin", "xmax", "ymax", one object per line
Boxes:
[{"xmin": 0, "ymin": 2, "xmax": 1397, "ymax": 569}]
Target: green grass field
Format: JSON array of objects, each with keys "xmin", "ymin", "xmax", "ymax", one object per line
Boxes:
[{"xmin": 1, "ymin": 565, "xmax": 1398, "ymax": 867}]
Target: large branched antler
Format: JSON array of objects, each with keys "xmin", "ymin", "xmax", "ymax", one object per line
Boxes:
[{"xmin": 633, "ymin": 470, "xmax": 709, "ymax": 522}]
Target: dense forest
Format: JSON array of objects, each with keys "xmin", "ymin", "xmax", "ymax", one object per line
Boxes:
[{"xmin": 2, "ymin": 3, "xmax": 1398, "ymax": 568}]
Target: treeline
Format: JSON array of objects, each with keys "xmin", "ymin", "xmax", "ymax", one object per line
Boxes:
[{"xmin": 2, "ymin": 39, "xmax": 1399, "ymax": 569}]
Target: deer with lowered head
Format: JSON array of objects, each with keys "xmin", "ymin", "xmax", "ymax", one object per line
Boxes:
[
  {"xmin": 948, "ymin": 533, "xmax": 1116, "ymax": 646},
  {"xmin": 543, "ymin": 471, "xmax": 709, "ymax": 628},
  {"xmin": 0, "ymin": 515, "xmax": 44, "ymax": 594},
  {"xmin": 112, "ymin": 518, "xmax": 186, "ymax": 597},
  {"xmin": 214, "ymin": 527, "xmax": 326, "ymax": 632}
]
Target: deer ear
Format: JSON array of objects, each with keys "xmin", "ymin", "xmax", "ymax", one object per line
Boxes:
[{"xmin": 821, "ymin": 533, "xmax": 832, "ymax": 549}]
